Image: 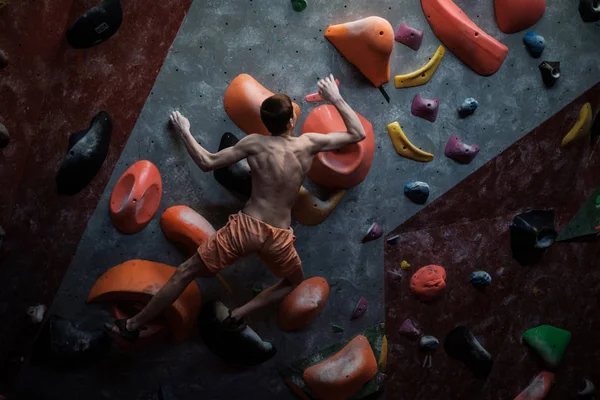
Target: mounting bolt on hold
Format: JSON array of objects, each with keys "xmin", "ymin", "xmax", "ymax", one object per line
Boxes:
[{"xmin": 538, "ymin": 61, "xmax": 560, "ymax": 88}]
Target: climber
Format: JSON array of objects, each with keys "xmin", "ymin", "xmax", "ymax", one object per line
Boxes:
[{"xmin": 109, "ymin": 74, "xmax": 367, "ymax": 339}]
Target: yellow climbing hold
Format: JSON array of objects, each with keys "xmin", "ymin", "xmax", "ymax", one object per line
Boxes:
[
  {"xmin": 394, "ymin": 45, "xmax": 445, "ymax": 88},
  {"xmin": 532, "ymin": 287, "xmax": 543, "ymax": 297},
  {"xmin": 379, "ymin": 335, "xmax": 388, "ymax": 373},
  {"xmin": 0, "ymin": 0, "xmax": 8, "ymax": 10},
  {"xmin": 561, "ymin": 103, "xmax": 593, "ymax": 147},
  {"xmin": 387, "ymin": 122, "xmax": 434, "ymax": 162},
  {"xmin": 292, "ymin": 186, "xmax": 346, "ymax": 226},
  {"xmin": 401, "ymin": 260, "xmax": 411, "ymax": 270}
]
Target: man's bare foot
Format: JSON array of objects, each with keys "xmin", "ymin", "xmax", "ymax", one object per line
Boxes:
[{"xmin": 169, "ymin": 111, "xmax": 191, "ymax": 137}]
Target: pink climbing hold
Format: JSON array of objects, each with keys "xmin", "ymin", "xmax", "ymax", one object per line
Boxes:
[
  {"xmin": 362, "ymin": 222, "xmax": 383, "ymax": 243},
  {"xmin": 394, "ymin": 22, "xmax": 424, "ymax": 51},
  {"xmin": 399, "ymin": 318, "xmax": 421, "ymax": 340},
  {"xmin": 305, "ymin": 79, "xmax": 341, "ymax": 102},
  {"xmin": 351, "ymin": 297, "xmax": 368, "ymax": 320},
  {"xmin": 445, "ymin": 135, "xmax": 480, "ymax": 164},
  {"xmin": 411, "ymin": 94, "xmax": 439, "ymax": 123}
]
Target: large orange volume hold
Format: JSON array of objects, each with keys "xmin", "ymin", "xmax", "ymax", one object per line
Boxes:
[
  {"xmin": 422, "ymin": 0, "xmax": 508, "ymax": 76},
  {"xmin": 223, "ymin": 74, "xmax": 301, "ymax": 136},
  {"xmin": 110, "ymin": 160, "xmax": 162, "ymax": 234},
  {"xmin": 495, "ymin": 0, "xmax": 546, "ymax": 34},
  {"xmin": 87, "ymin": 259, "xmax": 201, "ymax": 342},
  {"xmin": 325, "ymin": 17, "xmax": 394, "ymax": 87},
  {"xmin": 303, "ymin": 335, "xmax": 378, "ymax": 400},
  {"xmin": 301, "ymin": 105, "xmax": 374, "ymax": 189},
  {"xmin": 160, "ymin": 205, "xmax": 216, "ymax": 255},
  {"xmin": 279, "ymin": 277, "xmax": 329, "ymax": 332}
]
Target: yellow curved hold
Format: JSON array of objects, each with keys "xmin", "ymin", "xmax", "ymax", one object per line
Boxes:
[
  {"xmin": 401, "ymin": 260, "xmax": 411, "ymax": 270},
  {"xmin": 379, "ymin": 335, "xmax": 388, "ymax": 373},
  {"xmin": 561, "ymin": 103, "xmax": 593, "ymax": 147},
  {"xmin": 387, "ymin": 122, "xmax": 434, "ymax": 162},
  {"xmin": 394, "ymin": 45, "xmax": 445, "ymax": 88},
  {"xmin": 292, "ymin": 186, "xmax": 345, "ymax": 226}
]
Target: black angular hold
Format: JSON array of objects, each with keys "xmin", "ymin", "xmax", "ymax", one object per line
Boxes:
[
  {"xmin": 66, "ymin": 0, "xmax": 123, "ymax": 49},
  {"xmin": 579, "ymin": 0, "xmax": 600, "ymax": 22},
  {"xmin": 0, "ymin": 122, "xmax": 9, "ymax": 148},
  {"xmin": 56, "ymin": 111, "xmax": 112, "ymax": 195},
  {"xmin": 538, "ymin": 61, "xmax": 560, "ymax": 88},
  {"xmin": 45, "ymin": 316, "xmax": 110, "ymax": 361},
  {"xmin": 510, "ymin": 210, "xmax": 557, "ymax": 265},
  {"xmin": 444, "ymin": 326, "xmax": 493, "ymax": 379},
  {"xmin": 214, "ymin": 132, "xmax": 252, "ymax": 198}
]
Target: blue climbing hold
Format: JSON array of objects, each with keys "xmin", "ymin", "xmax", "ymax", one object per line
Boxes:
[
  {"xmin": 404, "ymin": 181, "xmax": 430, "ymax": 205},
  {"xmin": 470, "ymin": 271, "xmax": 492, "ymax": 288},
  {"xmin": 523, "ymin": 31, "xmax": 545, "ymax": 58},
  {"xmin": 458, "ymin": 98, "xmax": 479, "ymax": 118}
]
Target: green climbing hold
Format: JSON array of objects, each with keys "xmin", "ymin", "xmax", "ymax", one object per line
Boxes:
[
  {"xmin": 522, "ymin": 325, "xmax": 571, "ymax": 368},
  {"xmin": 557, "ymin": 185, "xmax": 600, "ymax": 241},
  {"xmin": 291, "ymin": 0, "xmax": 307, "ymax": 12},
  {"xmin": 332, "ymin": 324, "xmax": 344, "ymax": 333}
]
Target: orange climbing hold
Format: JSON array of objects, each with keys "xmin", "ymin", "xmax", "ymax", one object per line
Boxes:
[
  {"xmin": 87, "ymin": 259, "xmax": 201, "ymax": 342},
  {"xmin": 160, "ymin": 205, "xmax": 216, "ymax": 255},
  {"xmin": 304, "ymin": 335, "xmax": 378, "ymax": 400},
  {"xmin": 279, "ymin": 277, "xmax": 329, "ymax": 332},
  {"xmin": 514, "ymin": 371, "xmax": 554, "ymax": 400},
  {"xmin": 422, "ymin": 0, "xmax": 509, "ymax": 76},
  {"xmin": 410, "ymin": 265, "xmax": 447, "ymax": 301},
  {"xmin": 325, "ymin": 16, "xmax": 394, "ymax": 87},
  {"xmin": 223, "ymin": 74, "xmax": 301, "ymax": 136},
  {"xmin": 301, "ymin": 105, "xmax": 374, "ymax": 189},
  {"xmin": 110, "ymin": 160, "xmax": 162, "ymax": 234},
  {"xmin": 495, "ymin": 0, "xmax": 546, "ymax": 34}
]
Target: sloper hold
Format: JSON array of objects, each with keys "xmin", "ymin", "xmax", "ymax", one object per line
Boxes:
[
  {"xmin": 394, "ymin": 22, "xmax": 424, "ymax": 51},
  {"xmin": 494, "ymin": 0, "xmax": 546, "ymax": 34},
  {"xmin": 578, "ymin": 378, "xmax": 595, "ymax": 397},
  {"xmin": 410, "ymin": 265, "xmax": 446, "ymax": 301},
  {"xmin": 445, "ymin": 135, "xmax": 480, "ymax": 164},
  {"xmin": 279, "ymin": 277, "xmax": 329, "ymax": 331},
  {"xmin": 422, "ymin": 0, "xmax": 508, "ymax": 76},
  {"xmin": 325, "ymin": 17, "xmax": 394, "ymax": 87},
  {"xmin": 387, "ymin": 122, "xmax": 434, "ymax": 162},
  {"xmin": 160, "ymin": 206, "xmax": 216, "ymax": 256},
  {"xmin": 470, "ymin": 271, "xmax": 492, "ymax": 288},
  {"xmin": 538, "ymin": 61, "xmax": 560, "ymax": 88},
  {"xmin": 420, "ymin": 335, "xmax": 439, "ymax": 351},
  {"xmin": 292, "ymin": 186, "xmax": 345, "ymax": 226},
  {"xmin": 351, "ymin": 297, "xmax": 368, "ymax": 320},
  {"xmin": 213, "ymin": 132, "xmax": 252, "ymax": 197},
  {"xmin": 557, "ymin": 185, "xmax": 600, "ymax": 241},
  {"xmin": 0, "ymin": 49, "xmax": 8, "ymax": 69},
  {"xmin": 523, "ymin": 31, "xmax": 545, "ymax": 58},
  {"xmin": 510, "ymin": 210, "xmax": 557, "ymax": 265},
  {"xmin": 394, "ymin": 45, "xmax": 445, "ymax": 88},
  {"xmin": 579, "ymin": 0, "xmax": 600, "ymax": 22},
  {"xmin": 223, "ymin": 74, "xmax": 301, "ymax": 136},
  {"xmin": 561, "ymin": 103, "xmax": 593, "ymax": 147},
  {"xmin": 47, "ymin": 316, "xmax": 110, "ymax": 361},
  {"xmin": 404, "ymin": 181, "xmax": 430, "ymax": 204},
  {"xmin": 0, "ymin": 122, "xmax": 9, "ymax": 148},
  {"xmin": 109, "ymin": 160, "xmax": 162, "ymax": 234},
  {"xmin": 399, "ymin": 319, "xmax": 421, "ymax": 340},
  {"xmin": 363, "ymin": 222, "xmax": 383, "ymax": 243},
  {"xmin": 522, "ymin": 325, "xmax": 571, "ymax": 368},
  {"xmin": 411, "ymin": 94, "xmax": 439, "ymax": 123},
  {"xmin": 444, "ymin": 326, "xmax": 493, "ymax": 378},
  {"xmin": 458, "ymin": 98, "xmax": 479, "ymax": 118},
  {"xmin": 303, "ymin": 335, "xmax": 378, "ymax": 400},
  {"xmin": 514, "ymin": 371, "xmax": 554, "ymax": 400},
  {"xmin": 66, "ymin": 0, "xmax": 123, "ymax": 49},
  {"xmin": 56, "ymin": 111, "xmax": 112, "ymax": 195}
]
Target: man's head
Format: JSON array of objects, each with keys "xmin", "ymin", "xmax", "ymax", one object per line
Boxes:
[{"xmin": 260, "ymin": 94, "xmax": 294, "ymax": 136}]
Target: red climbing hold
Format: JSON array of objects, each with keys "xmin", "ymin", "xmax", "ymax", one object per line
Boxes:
[
  {"xmin": 495, "ymin": 0, "xmax": 546, "ymax": 34},
  {"xmin": 278, "ymin": 277, "xmax": 330, "ymax": 332},
  {"xmin": 410, "ymin": 265, "xmax": 447, "ymax": 301}
]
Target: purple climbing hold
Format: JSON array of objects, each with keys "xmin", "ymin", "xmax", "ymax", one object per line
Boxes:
[
  {"xmin": 394, "ymin": 22, "xmax": 424, "ymax": 51},
  {"xmin": 351, "ymin": 297, "xmax": 368, "ymax": 320},
  {"xmin": 445, "ymin": 136, "xmax": 480, "ymax": 164},
  {"xmin": 362, "ymin": 222, "xmax": 383, "ymax": 243},
  {"xmin": 411, "ymin": 94, "xmax": 439, "ymax": 123},
  {"xmin": 399, "ymin": 318, "xmax": 421, "ymax": 340}
]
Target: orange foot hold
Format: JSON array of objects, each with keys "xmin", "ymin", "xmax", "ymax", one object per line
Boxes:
[
  {"xmin": 304, "ymin": 335, "xmax": 378, "ymax": 400},
  {"xmin": 495, "ymin": 0, "xmax": 546, "ymax": 34},
  {"xmin": 325, "ymin": 16, "xmax": 394, "ymax": 87},
  {"xmin": 279, "ymin": 277, "xmax": 329, "ymax": 332},
  {"xmin": 223, "ymin": 74, "xmax": 301, "ymax": 136},
  {"xmin": 514, "ymin": 371, "xmax": 554, "ymax": 400},
  {"xmin": 110, "ymin": 160, "xmax": 162, "ymax": 234},
  {"xmin": 410, "ymin": 265, "xmax": 447, "ymax": 301},
  {"xmin": 160, "ymin": 205, "xmax": 216, "ymax": 255},
  {"xmin": 301, "ymin": 105, "xmax": 374, "ymax": 189}
]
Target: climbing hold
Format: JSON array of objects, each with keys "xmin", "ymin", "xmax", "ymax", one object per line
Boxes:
[
  {"xmin": 394, "ymin": 45, "xmax": 445, "ymax": 88},
  {"xmin": 579, "ymin": 0, "xmax": 600, "ymax": 22},
  {"xmin": 470, "ymin": 271, "xmax": 492, "ymax": 288},
  {"xmin": 557, "ymin": 185, "xmax": 600, "ymax": 241},
  {"xmin": 538, "ymin": 61, "xmax": 560, "ymax": 88},
  {"xmin": 523, "ymin": 325, "xmax": 571, "ymax": 368},
  {"xmin": 66, "ymin": 0, "xmax": 123, "ymax": 49},
  {"xmin": 56, "ymin": 111, "xmax": 112, "ymax": 195},
  {"xmin": 160, "ymin": 206, "xmax": 216, "ymax": 256},
  {"xmin": 301, "ymin": 105, "xmax": 375, "ymax": 189},
  {"xmin": 514, "ymin": 371, "xmax": 554, "ymax": 400},
  {"xmin": 410, "ymin": 265, "xmax": 446, "ymax": 301},
  {"xmin": 444, "ymin": 326, "xmax": 493, "ymax": 378},
  {"xmin": 325, "ymin": 17, "xmax": 394, "ymax": 87},
  {"xmin": 380, "ymin": 335, "xmax": 388, "ymax": 372},
  {"xmin": 332, "ymin": 324, "xmax": 345, "ymax": 333},
  {"xmin": 387, "ymin": 122, "xmax": 435, "ymax": 162},
  {"xmin": 404, "ymin": 181, "xmax": 430, "ymax": 205},
  {"xmin": 224, "ymin": 74, "xmax": 301, "ymax": 136},
  {"xmin": 304, "ymin": 335, "xmax": 378, "ymax": 400},
  {"xmin": 279, "ymin": 277, "xmax": 329, "ymax": 332},
  {"xmin": 292, "ymin": 186, "xmax": 345, "ymax": 226},
  {"xmin": 363, "ymin": 223, "xmax": 383, "ymax": 243},
  {"xmin": 109, "ymin": 160, "xmax": 162, "ymax": 234},
  {"xmin": 27, "ymin": 305, "xmax": 47, "ymax": 324},
  {"xmin": 386, "ymin": 234, "xmax": 400, "ymax": 245},
  {"xmin": 411, "ymin": 94, "xmax": 439, "ymax": 123},
  {"xmin": 420, "ymin": 335, "xmax": 439, "ymax": 351},
  {"xmin": 213, "ymin": 132, "xmax": 252, "ymax": 198},
  {"xmin": 305, "ymin": 79, "xmax": 340, "ymax": 102},
  {"xmin": 198, "ymin": 301, "xmax": 276, "ymax": 366},
  {"xmin": 523, "ymin": 31, "xmax": 545, "ymax": 58},
  {"xmin": 351, "ymin": 297, "xmax": 368, "ymax": 320},
  {"xmin": 0, "ymin": 49, "xmax": 7, "ymax": 69},
  {"xmin": 45, "ymin": 316, "xmax": 111, "ymax": 361},
  {"xmin": 494, "ymin": 0, "xmax": 546, "ymax": 34},
  {"xmin": 0, "ymin": 122, "xmax": 9, "ymax": 148},
  {"xmin": 578, "ymin": 379, "xmax": 595, "ymax": 397},
  {"xmin": 399, "ymin": 319, "xmax": 421, "ymax": 340},
  {"xmin": 291, "ymin": 0, "xmax": 307, "ymax": 12},
  {"xmin": 422, "ymin": 0, "xmax": 508, "ymax": 76},
  {"xmin": 510, "ymin": 210, "xmax": 557, "ymax": 264},
  {"xmin": 561, "ymin": 103, "xmax": 593, "ymax": 147},
  {"xmin": 532, "ymin": 287, "xmax": 543, "ymax": 297},
  {"xmin": 445, "ymin": 136, "xmax": 480, "ymax": 164},
  {"xmin": 458, "ymin": 98, "xmax": 479, "ymax": 119},
  {"xmin": 401, "ymin": 260, "xmax": 411, "ymax": 270},
  {"xmin": 394, "ymin": 22, "xmax": 424, "ymax": 51}
]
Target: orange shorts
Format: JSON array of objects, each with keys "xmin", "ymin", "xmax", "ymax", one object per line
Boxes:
[{"xmin": 197, "ymin": 211, "xmax": 302, "ymax": 278}]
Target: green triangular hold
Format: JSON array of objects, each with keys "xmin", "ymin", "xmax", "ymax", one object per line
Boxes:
[
  {"xmin": 523, "ymin": 325, "xmax": 571, "ymax": 368},
  {"xmin": 557, "ymin": 185, "xmax": 600, "ymax": 241},
  {"xmin": 331, "ymin": 324, "xmax": 344, "ymax": 333}
]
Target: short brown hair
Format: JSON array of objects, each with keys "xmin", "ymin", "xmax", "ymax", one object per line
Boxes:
[{"xmin": 260, "ymin": 94, "xmax": 293, "ymax": 135}]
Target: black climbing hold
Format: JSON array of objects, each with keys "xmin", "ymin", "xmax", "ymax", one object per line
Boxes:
[
  {"xmin": 578, "ymin": 378, "xmax": 596, "ymax": 397},
  {"xmin": 386, "ymin": 234, "xmax": 400, "ymax": 245},
  {"xmin": 198, "ymin": 301, "xmax": 276, "ymax": 366},
  {"xmin": 291, "ymin": 0, "xmax": 307, "ymax": 12},
  {"xmin": 0, "ymin": 122, "xmax": 9, "ymax": 148},
  {"xmin": 458, "ymin": 98, "xmax": 478, "ymax": 118},
  {"xmin": 469, "ymin": 271, "xmax": 492, "ymax": 289},
  {"xmin": 56, "ymin": 111, "xmax": 112, "ymax": 195},
  {"xmin": 0, "ymin": 49, "xmax": 8, "ymax": 69},
  {"xmin": 66, "ymin": 0, "xmax": 123, "ymax": 49},
  {"xmin": 214, "ymin": 132, "xmax": 252, "ymax": 198},
  {"xmin": 444, "ymin": 326, "xmax": 493, "ymax": 379},
  {"xmin": 579, "ymin": 0, "xmax": 600, "ymax": 22},
  {"xmin": 538, "ymin": 61, "xmax": 560, "ymax": 88},
  {"xmin": 510, "ymin": 210, "xmax": 557, "ymax": 265},
  {"xmin": 404, "ymin": 181, "xmax": 430, "ymax": 204},
  {"xmin": 420, "ymin": 335, "xmax": 439, "ymax": 351}
]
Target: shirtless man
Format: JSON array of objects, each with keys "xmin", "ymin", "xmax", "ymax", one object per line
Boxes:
[{"xmin": 112, "ymin": 74, "xmax": 366, "ymax": 339}]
